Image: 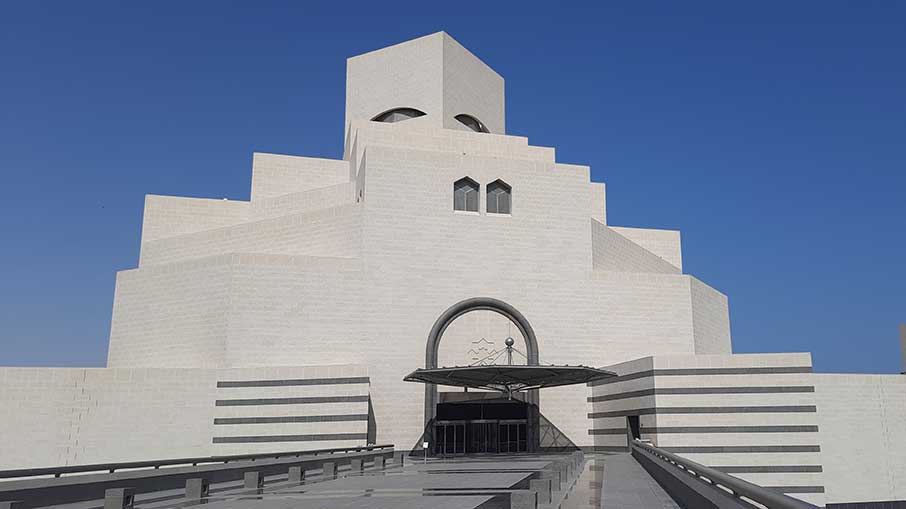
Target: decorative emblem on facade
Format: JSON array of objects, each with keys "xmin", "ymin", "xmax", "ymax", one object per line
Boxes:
[{"xmin": 467, "ymin": 337, "xmax": 497, "ymax": 365}]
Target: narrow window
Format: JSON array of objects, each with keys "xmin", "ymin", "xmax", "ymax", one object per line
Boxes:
[
  {"xmin": 486, "ymin": 180, "xmax": 511, "ymax": 214},
  {"xmin": 453, "ymin": 177, "xmax": 479, "ymax": 212}
]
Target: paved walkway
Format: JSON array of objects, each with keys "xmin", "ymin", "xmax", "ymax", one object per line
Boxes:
[
  {"xmin": 599, "ymin": 453, "xmax": 680, "ymax": 509},
  {"xmin": 179, "ymin": 455, "xmax": 572, "ymax": 509},
  {"xmin": 72, "ymin": 452, "xmax": 680, "ymax": 509}
]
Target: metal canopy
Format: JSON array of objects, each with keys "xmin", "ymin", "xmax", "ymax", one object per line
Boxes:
[{"xmin": 403, "ymin": 364, "xmax": 617, "ymax": 396}]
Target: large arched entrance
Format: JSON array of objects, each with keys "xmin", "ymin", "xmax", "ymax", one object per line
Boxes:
[{"xmin": 423, "ymin": 297, "xmax": 540, "ymax": 453}]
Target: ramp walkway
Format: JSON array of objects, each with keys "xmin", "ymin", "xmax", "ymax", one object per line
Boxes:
[
  {"xmin": 598, "ymin": 453, "xmax": 680, "ymax": 509},
  {"xmin": 1, "ymin": 442, "xmax": 822, "ymax": 508}
]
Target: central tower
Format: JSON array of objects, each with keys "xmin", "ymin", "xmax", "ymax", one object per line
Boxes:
[{"xmin": 345, "ymin": 32, "xmax": 505, "ymax": 137}]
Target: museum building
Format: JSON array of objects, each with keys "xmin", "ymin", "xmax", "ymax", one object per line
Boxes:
[{"xmin": 0, "ymin": 32, "xmax": 904, "ymax": 507}]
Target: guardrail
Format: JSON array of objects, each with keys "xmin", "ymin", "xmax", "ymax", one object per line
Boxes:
[
  {"xmin": 631, "ymin": 440, "xmax": 818, "ymax": 509},
  {"xmin": 0, "ymin": 443, "xmax": 393, "ymax": 480},
  {"xmin": 0, "ymin": 444, "xmax": 395, "ymax": 509}
]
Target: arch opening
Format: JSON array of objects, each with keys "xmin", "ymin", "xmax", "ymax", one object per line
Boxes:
[
  {"xmin": 423, "ymin": 297, "xmax": 540, "ymax": 454},
  {"xmin": 372, "ymin": 107, "xmax": 426, "ymax": 123},
  {"xmin": 454, "ymin": 114, "xmax": 489, "ymax": 133}
]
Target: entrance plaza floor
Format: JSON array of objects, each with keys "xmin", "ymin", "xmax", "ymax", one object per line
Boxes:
[{"xmin": 98, "ymin": 452, "xmax": 678, "ymax": 509}]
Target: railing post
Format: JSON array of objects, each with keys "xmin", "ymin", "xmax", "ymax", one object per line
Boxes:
[
  {"xmin": 529, "ymin": 478, "xmax": 552, "ymax": 504},
  {"xmin": 103, "ymin": 488, "xmax": 135, "ymax": 509},
  {"xmin": 322, "ymin": 461, "xmax": 337, "ymax": 480},
  {"xmin": 509, "ymin": 489, "xmax": 538, "ymax": 509},
  {"xmin": 185, "ymin": 478, "xmax": 209, "ymax": 504},
  {"xmin": 540, "ymin": 469, "xmax": 561, "ymax": 491},
  {"xmin": 374, "ymin": 455, "xmax": 386, "ymax": 470},
  {"xmin": 243, "ymin": 471, "xmax": 263, "ymax": 493},
  {"xmin": 557, "ymin": 462, "xmax": 569, "ymax": 485},
  {"xmin": 288, "ymin": 466, "xmax": 305, "ymax": 484},
  {"xmin": 349, "ymin": 458, "xmax": 363, "ymax": 475}
]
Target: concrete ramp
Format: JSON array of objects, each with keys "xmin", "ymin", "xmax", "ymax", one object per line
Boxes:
[{"xmin": 601, "ymin": 453, "xmax": 680, "ymax": 509}]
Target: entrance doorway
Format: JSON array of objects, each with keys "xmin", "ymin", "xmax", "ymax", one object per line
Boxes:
[{"xmin": 434, "ymin": 398, "xmax": 530, "ymax": 455}]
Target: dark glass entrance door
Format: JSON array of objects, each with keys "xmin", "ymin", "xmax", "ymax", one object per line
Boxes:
[
  {"xmin": 435, "ymin": 420, "xmax": 527, "ymax": 455},
  {"xmin": 497, "ymin": 421, "xmax": 526, "ymax": 453},
  {"xmin": 435, "ymin": 422, "xmax": 465, "ymax": 455},
  {"xmin": 434, "ymin": 398, "xmax": 532, "ymax": 455},
  {"xmin": 468, "ymin": 421, "xmax": 495, "ymax": 453}
]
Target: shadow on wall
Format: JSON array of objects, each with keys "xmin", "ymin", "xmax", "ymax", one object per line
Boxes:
[
  {"xmin": 538, "ymin": 411, "xmax": 580, "ymax": 453},
  {"xmin": 368, "ymin": 396, "xmax": 377, "ymax": 445}
]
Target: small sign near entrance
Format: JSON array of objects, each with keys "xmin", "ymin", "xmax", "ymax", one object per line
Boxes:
[{"xmin": 422, "ymin": 441, "xmax": 429, "ymax": 449}]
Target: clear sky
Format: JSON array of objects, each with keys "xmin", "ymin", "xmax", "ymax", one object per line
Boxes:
[{"xmin": 1, "ymin": 2, "xmax": 904, "ymax": 373}]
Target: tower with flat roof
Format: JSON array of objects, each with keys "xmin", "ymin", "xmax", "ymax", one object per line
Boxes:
[{"xmin": 345, "ymin": 32, "xmax": 505, "ymax": 137}]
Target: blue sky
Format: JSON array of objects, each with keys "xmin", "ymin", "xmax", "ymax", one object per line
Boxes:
[{"xmin": 1, "ymin": 2, "xmax": 903, "ymax": 373}]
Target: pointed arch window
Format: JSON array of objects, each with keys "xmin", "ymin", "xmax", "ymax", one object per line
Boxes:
[
  {"xmin": 487, "ymin": 180, "xmax": 511, "ymax": 214},
  {"xmin": 453, "ymin": 177, "xmax": 479, "ymax": 212},
  {"xmin": 372, "ymin": 107, "xmax": 426, "ymax": 123}
]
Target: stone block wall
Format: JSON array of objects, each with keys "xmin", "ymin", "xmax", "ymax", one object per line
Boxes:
[
  {"xmin": 360, "ymin": 143, "xmax": 591, "ymax": 279},
  {"xmin": 590, "ymin": 353, "xmax": 825, "ymax": 507},
  {"xmin": 250, "ymin": 153, "xmax": 351, "ymax": 202},
  {"xmin": 138, "ymin": 204, "xmax": 362, "ymax": 266},
  {"xmin": 0, "ymin": 365, "xmax": 369, "ymax": 469},
  {"xmin": 141, "ymin": 195, "xmax": 250, "ymax": 244},
  {"xmin": 609, "ymin": 226, "xmax": 682, "ymax": 270},
  {"xmin": 592, "ymin": 220, "xmax": 682, "ymax": 274},
  {"xmin": 249, "ymin": 182, "xmax": 356, "ymax": 220},
  {"xmin": 814, "ymin": 373, "xmax": 906, "ymax": 505},
  {"xmin": 689, "ymin": 276, "xmax": 732, "ymax": 355},
  {"xmin": 441, "ymin": 33, "xmax": 505, "ymax": 134},
  {"xmin": 108, "ymin": 257, "xmax": 233, "ymax": 368}
]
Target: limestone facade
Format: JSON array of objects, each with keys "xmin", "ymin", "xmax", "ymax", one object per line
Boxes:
[{"xmin": 0, "ymin": 31, "xmax": 903, "ymax": 506}]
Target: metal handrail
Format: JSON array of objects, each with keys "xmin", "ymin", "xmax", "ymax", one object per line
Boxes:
[
  {"xmin": 0, "ymin": 444, "xmax": 394, "ymax": 480},
  {"xmin": 632, "ymin": 439, "xmax": 818, "ymax": 509}
]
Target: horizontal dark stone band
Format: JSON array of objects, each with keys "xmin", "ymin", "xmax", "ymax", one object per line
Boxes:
[
  {"xmin": 715, "ymin": 465, "xmax": 823, "ymax": 473},
  {"xmin": 589, "ymin": 445, "xmax": 630, "ymax": 452},
  {"xmin": 589, "ymin": 367, "xmax": 812, "ymax": 387},
  {"xmin": 588, "ymin": 386, "xmax": 816, "ymax": 402},
  {"xmin": 213, "ymin": 432, "xmax": 368, "ymax": 443},
  {"xmin": 214, "ymin": 414, "xmax": 369, "ymax": 425},
  {"xmin": 588, "ymin": 405, "xmax": 817, "ymax": 418},
  {"xmin": 825, "ymin": 501, "xmax": 906, "ymax": 509},
  {"xmin": 215, "ymin": 395, "xmax": 369, "ymax": 406},
  {"xmin": 650, "ymin": 425, "xmax": 819, "ymax": 434},
  {"xmin": 767, "ymin": 486, "xmax": 826, "ymax": 494},
  {"xmin": 589, "ymin": 428, "xmax": 629, "ymax": 435},
  {"xmin": 217, "ymin": 377, "xmax": 370, "ymax": 388},
  {"xmin": 664, "ymin": 445, "xmax": 821, "ymax": 453},
  {"xmin": 589, "ymin": 425, "xmax": 818, "ymax": 435}
]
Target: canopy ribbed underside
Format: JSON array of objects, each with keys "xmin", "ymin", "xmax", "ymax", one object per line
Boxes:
[{"xmin": 403, "ymin": 365, "xmax": 616, "ymax": 394}]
